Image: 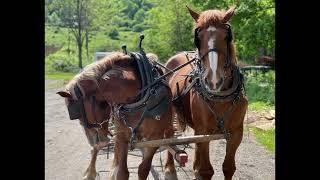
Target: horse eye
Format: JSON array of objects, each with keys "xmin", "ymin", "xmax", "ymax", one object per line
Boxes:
[
  {"xmin": 223, "ymin": 24, "xmax": 230, "ymax": 30},
  {"xmin": 99, "ymin": 101, "xmax": 108, "ymax": 108}
]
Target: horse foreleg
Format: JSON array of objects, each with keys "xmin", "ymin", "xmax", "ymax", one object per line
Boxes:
[
  {"xmin": 193, "ymin": 142, "xmax": 201, "ymax": 180},
  {"xmin": 83, "ymin": 147, "xmax": 98, "ymax": 180},
  {"xmin": 110, "ymin": 137, "xmax": 129, "ymax": 180},
  {"xmin": 193, "ymin": 142, "xmax": 214, "ymax": 180},
  {"xmin": 138, "ymin": 147, "xmax": 158, "ymax": 180},
  {"xmin": 222, "ymin": 128, "xmax": 243, "ymax": 180},
  {"xmin": 164, "ymin": 128, "xmax": 178, "ymax": 180}
]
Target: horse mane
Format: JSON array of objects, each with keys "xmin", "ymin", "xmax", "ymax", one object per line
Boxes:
[
  {"xmin": 196, "ymin": 9, "xmax": 238, "ymax": 65},
  {"xmin": 65, "ymin": 52, "xmax": 132, "ymax": 95}
]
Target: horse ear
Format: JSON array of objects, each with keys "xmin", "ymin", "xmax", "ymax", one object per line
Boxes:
[
  {"xmin": 57, "ymin": 91, "xmax": 72, "ymax": 98},
  {"xmin": 223, "ymin": 6, "xmax": 236, "ymax": 23},
  {"xmin": 186, "ymin": 5, "xmax": 199, "ymax": 22}
]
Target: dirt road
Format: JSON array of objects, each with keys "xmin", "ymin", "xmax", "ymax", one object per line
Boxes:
[{"xmin": 45, "ymin": 81, "xmax": 275, "ymax": 180}]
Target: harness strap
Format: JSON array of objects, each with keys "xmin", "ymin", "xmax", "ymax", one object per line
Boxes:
[
  {"xmin": 120, "ymin": 99, "xmax": 150, "ymax": 150},
  {"xmin": 224, "ymin": 41, "xmax": 231, "ymax": 68},
  {"xmin": 201, "ymin": 95, "xmax": 240, "ymax": 140},
  {"xmin": 73, "ymin": 84, "xmax": 108, "ymax": 129},
  {"xmin": 129, "ymin": 105, "xmax": 148, "ymax": 150},
  {"xmin": 172, "ymin": 75, "xmax": 198, "ymax": 103},
  {"xmin": 135, "ymin": 56, "xmax": 199, "ymax": 96}
]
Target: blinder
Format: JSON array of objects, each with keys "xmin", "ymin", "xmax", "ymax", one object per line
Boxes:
[
  {"xmin": 225, "ymin": 23, "xmax": 233, "ymax": 43},
  {"xmin": 66, "ymin": 84, "xmax": 109, "ymax": 129},
  {"xmin": 67, "ymin": 100, "xmax": 82, "ymax": 120},
  {"xmin": 67, "ymin": 84, "xmax": 84, "ymax": 120},
  {"xmin": 194, "ymin": 27, "xmax": 201, "ymax": 50}
]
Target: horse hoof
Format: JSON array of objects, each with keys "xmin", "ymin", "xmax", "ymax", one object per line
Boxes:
[
  {"xmin": 164, "ymin": 171, "xmax": 178, "ymax": 180},
  {"xmin": 193, "ymin": 173, "xmax": 203, "ymax": 180},
  {"xmin": 82, "ymin": 173, "xmax": 97, "ymax": 180}
]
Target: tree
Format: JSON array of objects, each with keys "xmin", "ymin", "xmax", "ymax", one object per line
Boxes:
[
  {"xmin": 144, "ymin": 0, "xmax": 275, "ymax": 63},
  {"xmin": 144, "ymin": 0, "xmax": 194, "ymax": 61},
  {"xmin": 46, "ymin": 0, "xmax": 114, "ymax": 69},
  {"xmin": 46, "ymin": 0, "xmax": 90, "ymax": 69}
]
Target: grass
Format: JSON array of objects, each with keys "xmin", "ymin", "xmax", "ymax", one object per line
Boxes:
[
  {"xmin": 250, "ymin": 127, "xmax": 275, "ymax": 153},
  {"xmin": 244, "ymin": 71, "xmax": 275, "ymax": 105},
  {"xmin": 45, "ymin": 26, "xmax": 69, "ymax": 47},
  {"xmin": 45, "ymin": 72, "xmax": 77, "ymax": 81},
  {"xmin": 244, "ymin": 70, "xmax": 275, "ymax": 112},
  {"xmin": 249, "ymin": 101, "xmax": 274, "ymax": 112},
  {"xmin": 45, "ymin": 26, "xmax": 140, "ymax": 73},
  {"xmin": 45, "ymin": 72, "xmax": 77, "ymax": 90}
]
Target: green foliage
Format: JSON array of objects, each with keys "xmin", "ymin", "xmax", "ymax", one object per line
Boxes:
[
  {"xmin": 251, "ymin": 127, "xmax": 275, "ymax": 153},
  {"xmin": 45, "ymin": 72, "xmax": 76, "ymax": 81},
  {"xmin": 111, "ymin": 0, "xmax": 152, "ymax": 32},
  {"xmin": 143, "ymin": 0, "xmax": 274, "ymax": 61},
  {"xmin": 45, "ymin": 0, "xmax": 274, "ymax": 70},
  {"xmin": 233, "ymin": 0, "xmax": 275, "ymax": 61},
  {"xmin": 134, "ymin": 9, "xmax": 146, "ymax": 23},
  {"xmin": 46, "ymin": 51, "xmax": 79, "ymax": 73},
  {"xmin": 249, "ymin": 101, "xmax": 274, "ymax": 112},
  {"xmin": 45, "ymin": 26, "xmax": 142, "ymax": 74},
  {"xmin": 109, "ymin": 28, "xmax": 120, "ymax": 40},
  {"xmin": 51, "ymin": 60, "xmax": 79, "ymax": 73},
  {"xmin": 144, "ymin": 0, "xmax": 194, "ymax": 61},
  {"xmin": 244, "ymin": 70, "xmax": 275, "ymax": 108},
  {"xmin": 132, "ymin": 24, "xmax": 145, "ymax": 32},
  {"xmin": 45, "ymin": 26, "xmax": 69, "ymax": 47}
]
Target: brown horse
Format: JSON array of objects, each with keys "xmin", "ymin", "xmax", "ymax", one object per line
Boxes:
[
  {"xmin": 165, "ymin": 6, "xmax": 248, "ymax": 180},
  {"xmin": 57, "ymin": 52, "xmax": 177, "ymax": 180}
]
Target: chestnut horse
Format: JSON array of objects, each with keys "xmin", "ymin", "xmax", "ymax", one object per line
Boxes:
[
  {"xmin": 165, "ymin": 6, "xmax": 248, "ymax": 180},
  {"xmin": 57, "ymin": 52, "xmax": 177, "ymax": 180}
]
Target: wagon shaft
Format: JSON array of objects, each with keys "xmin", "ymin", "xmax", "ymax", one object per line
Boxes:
[{"xmin": 133, "ymin": 134, "xmax": 225, "ymax": 148}]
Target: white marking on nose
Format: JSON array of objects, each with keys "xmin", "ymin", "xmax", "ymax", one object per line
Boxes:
[{"xmin": 207, "ymin": 37, "xmax": 218, "ymax": 89}]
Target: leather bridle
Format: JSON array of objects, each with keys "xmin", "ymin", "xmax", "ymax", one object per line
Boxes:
[{"xmin": 67, "ymin": 83, "xmax": 110, "ymax": 129}]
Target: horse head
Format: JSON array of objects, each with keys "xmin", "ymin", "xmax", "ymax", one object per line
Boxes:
[{"xmin": 187, "ymin": 6, "xmax": 237, "ymax": 92}]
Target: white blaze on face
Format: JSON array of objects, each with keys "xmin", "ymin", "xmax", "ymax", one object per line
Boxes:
[{"xmin": 207, "ymin": 26, "xmax": 218, "ymax": 89}]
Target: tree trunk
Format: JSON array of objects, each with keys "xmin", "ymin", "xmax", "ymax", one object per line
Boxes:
[
  {"xmin": 85, "ymin": 28, "xmax": 89, "ymax": 62},
  {"xmin": 174, "ymin": 0, "xmax": 182, "ymax": 51},
  {"xmin": 68, "ymin": 29, "xmax": 71, "ymax": 57},
  {"xmin": 77, "ymin": 0, "xmax": 83, "ymax": 69},
  {"xmin": 78, "ymin": 38, "xmax": 83, "ymax": 69}
]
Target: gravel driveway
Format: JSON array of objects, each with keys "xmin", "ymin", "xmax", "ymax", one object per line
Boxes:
[{"xmin": 45, "ymin": 81, "xmax": 275, "ymax": 180}]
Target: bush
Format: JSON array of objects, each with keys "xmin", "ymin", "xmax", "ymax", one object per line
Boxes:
[
  {"xmin": 51, "ymin": 60, "xmax": 79, "ymax": 73},
  {"xmin": 244, "ymin": 70, "xmax": 275, "ymax": 106},
  {"xmin": 132, "ymin": 24, "xmax": 145, "ymax": 32},
  {"xmin": 109, "ymin": 29, "xmax": 119, "ymax": 40},
  {"xmin": 119, "ymin": 27, "xmax": 132, "ymax": 31},
  {"xmin": 46, "ymin": 53, "xmax": 79, "ymax": 73}
]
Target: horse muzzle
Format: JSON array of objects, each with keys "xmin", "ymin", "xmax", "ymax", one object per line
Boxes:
[{"xmin": 87, "ymin": 130, "xmax": 111, "ymax": 149}]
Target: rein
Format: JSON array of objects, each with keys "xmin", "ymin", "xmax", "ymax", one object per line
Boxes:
[{"xmin": 135, "ymin": 48, "xmax": 218, "ymax": 97}]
